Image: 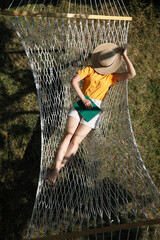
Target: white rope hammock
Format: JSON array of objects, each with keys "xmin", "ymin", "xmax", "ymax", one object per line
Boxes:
[{"xmin": 2, "ymin": 0, "xmax": 160, "ymax": 239}]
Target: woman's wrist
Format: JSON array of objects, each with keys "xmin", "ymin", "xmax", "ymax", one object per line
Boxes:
[
  {"xmin": 122, "ymin": 52, "xmax": 136, "ymax": 78},
  {"xmin": 122, "ymin": 48, "xmax": 127, "ymax": 59},
  {"xmin": 123, "ymin": 54, "xmax": 128, "ymax": 62},
  {"xmin": 80, "ymin": 95, "xmax": 86, "ymax": 102}
]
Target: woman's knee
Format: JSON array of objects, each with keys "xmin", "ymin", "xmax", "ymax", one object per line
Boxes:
[
  {"xmin": 70, "ymin": 125, "xmax": 92, "ymax": 146},
  {"xmin": 70, "ymin": 134, "xmax": 82, "ymax": 148},
  {"xmin": 65, "ymin": 132, "xmax": 74, "ymax": 141}
]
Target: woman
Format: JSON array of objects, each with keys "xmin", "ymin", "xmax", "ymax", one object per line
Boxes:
[{"xmin": 45, "ymin": 43, "xmax": 136, "ymax": 184}]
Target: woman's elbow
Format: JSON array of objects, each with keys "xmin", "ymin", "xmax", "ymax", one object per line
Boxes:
[
  {"xmin": 71, "ymin": 76, "xmax": 76, "ymax": 87},
  {"xmin": 132, "ymin": 72, "xmax": 136, "ymax": 78},
  {"xmin": 129, "ymin": 71, "xmax": 136, "ymax": 79},
  {"xmin": 71, "ymin": 74, "xmax": 82, "ymax": 86}
]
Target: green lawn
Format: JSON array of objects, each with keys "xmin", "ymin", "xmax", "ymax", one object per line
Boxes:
[{"xmin": 0, "ymin": 1, "xmax": 160, "ymax": 239}]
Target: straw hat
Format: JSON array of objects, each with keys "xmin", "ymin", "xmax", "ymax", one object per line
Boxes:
[{"xmin": 91, "ymin": 43, "xmax": 122, "ymax": 75}]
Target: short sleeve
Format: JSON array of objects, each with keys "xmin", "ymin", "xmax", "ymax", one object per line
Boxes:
[
  {"xmin": 110, "ymin": 73, "xmax": 118, "ymax": 86},
  {"xmin": 77, "ymin": 66, "xmax": 93, "ymax": 79}
]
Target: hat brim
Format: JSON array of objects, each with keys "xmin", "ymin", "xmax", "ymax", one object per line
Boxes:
[{"xmin": 91, "ymin": 43, "xmax": 122, "ymax": 75}]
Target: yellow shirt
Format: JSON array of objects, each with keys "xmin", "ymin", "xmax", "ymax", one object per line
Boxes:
[{"xmin": 78, "ymin": 66, "xmax": 118, "ymax": 101}]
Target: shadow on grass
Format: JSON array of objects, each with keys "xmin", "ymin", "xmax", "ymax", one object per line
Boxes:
[
  {"xmin": 0, "ymin": 6, "xmax": 159, "ymax": 239},
  {"xmin": 1, "ymin": 0, "xmax": 160, "ymax": 13},
  {"xmin": 1, "ymin": 119, "xmax": 41, "ymax": 240},
  {"xmin": 29, "ymin": 153, "xmax": 150, "ymax": 239},
  {"xmin": 0, "ymin": 18, "xmax": 41, "ymax": 239},
  {"xmin": 0, "ymin": 0, "xmax": 58, "ymax": 10},
  {"xmin": 0, "ymin": 16, "xmax": 87, "ymax": 239}
]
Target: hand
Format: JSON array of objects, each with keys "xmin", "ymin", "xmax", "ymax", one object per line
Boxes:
[{"xmin": 83, "ymin": 99, "xmax": 93, "ymax": 109}]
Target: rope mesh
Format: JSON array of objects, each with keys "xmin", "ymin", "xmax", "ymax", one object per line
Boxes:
[{"xmin": 4, "ymin": 0, "xmax": 160, "ymax": 239}]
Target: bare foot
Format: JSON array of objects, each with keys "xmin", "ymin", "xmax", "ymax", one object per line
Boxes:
[{"xmin": 45, "ymin": 169, "xmax": 59, "ymax": 184}]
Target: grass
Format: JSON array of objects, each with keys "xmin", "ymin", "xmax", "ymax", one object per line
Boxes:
[
  {"xmin": 127, "ymin": 3, "xmax": 160, "ymax": 186},
  {"xmin": 0, "ymin": 16, "xmax": 40, "ymax": 240},
  {"xmin": 0, "ymin": 1, "xmax": 160, "ymax": 239}
]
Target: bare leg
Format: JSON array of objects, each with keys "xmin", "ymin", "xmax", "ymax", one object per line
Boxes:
[
  {"xmin": 45, "ymin": 116, "xmax": 79, "ymax": 183},
  {"xmin": 46, "ymin": 123, "xmax": 92, "ymax": 183},
  {"xmin": 60, "ymin": 124, "xmax": 92, "ymax": 169}
]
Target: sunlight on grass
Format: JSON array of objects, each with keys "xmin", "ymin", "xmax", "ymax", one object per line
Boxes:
[{"xmin": 0, "ymin": 1, "xmax": 160, "ymax": 239}]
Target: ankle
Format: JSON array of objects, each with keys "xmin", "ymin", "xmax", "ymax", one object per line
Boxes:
[{"xmin": 54, "ymin": 167, "xmax": 60, "ymax": 173}]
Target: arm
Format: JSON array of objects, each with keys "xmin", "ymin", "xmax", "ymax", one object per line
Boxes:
[
  {"xmin": 116, "ymin": 49, "xmax": 136, "ymax": 82},
  {"xmin": 71, "ymin": 73, "xmax": 93, "ymax": 109}
]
